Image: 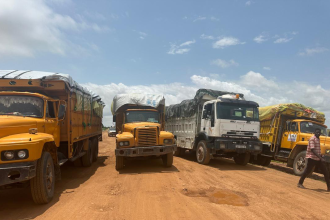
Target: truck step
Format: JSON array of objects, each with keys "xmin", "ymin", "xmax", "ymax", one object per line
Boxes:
[
  {"xmin": 69, "ymin": 152, "xmax": 86, "ymax": 162},
  {"xmin": 58, "ymin": 159, "xmax": 68, "ymax": 166}
]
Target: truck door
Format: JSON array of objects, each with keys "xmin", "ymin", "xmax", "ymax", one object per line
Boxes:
[
  {"xmin": 45, "ymin": 101, "xmax": 60, "ymax": 146},
  {"xmin": 281, "ymin": 121, "xmax": 298, "ymax": 150},
  {"xmin": 202, "ymin": 103, "xmax": 215, "ymax": 136}
]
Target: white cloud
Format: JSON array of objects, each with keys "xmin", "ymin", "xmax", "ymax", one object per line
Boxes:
[
  {"xmin": 245, "ymin": 1, "xmax": 252, "ymax": 6},
  {"xmin": 298, "ymin": 47, "xmax": 329, "ymax": 56},
  {"xmin": 180, "ymin": 40, "xmax": 196, "ymax": 47},
  {"xmin": 193, "ymin": 16, "xmax": 219, "ymax": 22},
  {"xmin": 263, "ymin": 67, "xmax": 271, "ymax": 71},
  {"xmin": 83, "ymin": 72, "xmax": 330, "ymax": 128},
  {"xmin": 0, "ymin": 0, "xmax": 109, "ymax": 57},
  {"xmin": 193, "ymin": 16, "xmax": 207, "ymax": 22},
  {"xmin": 211, "ymin": 59, "xmax": 239, "ymax": 68},
  {"xmin": 167, "ymin": 40, "xmax": 195, "ymax": 55},
  {"xmin": 254, "ymin": 35, "xmax": 267, "ymax": 43},
  {"xmin": 240, "ymin": 71, "xmax": 279, "ymax": 91},
  {"xmin": 213, "ymin": 37, "xmax": 245, "ymax": 49},
  {"xmin": 274, "ymin": 37, "xmax": 293, "ymax": 44},
  {"xmin": 200, "ymin": 34, "xmax": 214, "ymax": 40},
  {"xmin": 138, "ymin": 31, "xmax": 147, "ymax": 40}
]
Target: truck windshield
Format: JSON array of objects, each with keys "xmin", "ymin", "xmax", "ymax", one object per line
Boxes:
[
  {"xmin": 125, "ymin": 111, "xmax": 159, "ymax": 123},
  {"xmin": 216, "ymin": 103, "xmax": 259, "ymax": 121},
  {"xmin": 300, "ymin": 121, "xmax": 328, "ymax": 136},
  {"xmin": 0, "ymin": 95, "xmax": 44, "ymax": 118}
]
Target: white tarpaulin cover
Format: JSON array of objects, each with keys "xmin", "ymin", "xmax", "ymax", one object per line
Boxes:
[{"xmin": 112, "ymin": 93, "xmax": 165, "ymax": 114}]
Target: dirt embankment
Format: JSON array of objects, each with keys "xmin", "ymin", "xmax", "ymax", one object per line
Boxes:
[{"xmin": 0, "ymin": 132, "xmax": 329, "ymax": 220}]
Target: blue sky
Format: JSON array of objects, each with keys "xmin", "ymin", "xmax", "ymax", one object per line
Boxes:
[{"xmin": 0, "ymin": 0, "xmax": 330, "ymax": 126}]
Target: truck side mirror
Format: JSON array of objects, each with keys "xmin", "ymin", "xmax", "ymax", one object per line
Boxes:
[
  {"xmin": 286, "ymin": 121, "xmax": 291, "ymax": 131},
  {"xmin": 58, "ymin": 104, "xmax": 66, "ymax": 121},
  {"xmin": 113, "ymin": 115, "xmax": 116, "ymax": 122}
]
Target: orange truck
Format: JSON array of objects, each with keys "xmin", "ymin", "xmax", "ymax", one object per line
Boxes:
[{"xmin": 0, "ymin": 70, "xmax": 104, "ymax": 204}]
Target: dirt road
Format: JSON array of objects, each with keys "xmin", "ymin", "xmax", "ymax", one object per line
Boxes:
[{"xmin": 1, "ymin": 132, "xmax": 329, "ymax": 220}]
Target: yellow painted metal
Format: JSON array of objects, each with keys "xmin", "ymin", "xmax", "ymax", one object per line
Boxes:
[
  {"xmin": 116, "ymin": 109, "xmax": 174, "ymax": 149},
  {"xmin": 0, "ymin": 78, "xmax": 103, "ymax": 164}
]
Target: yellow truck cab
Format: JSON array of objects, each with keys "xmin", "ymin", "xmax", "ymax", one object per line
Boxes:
[
  {"xmin": 112, "ymin": 94, "xmax": 176, "ymax": 170},
  {"xmin": 254, "ymin": 103, "xmax": 330, "ymax": 176},
  {"xmin": 0, "ymin": 70, "xmax": 104, "ymax": 204}
]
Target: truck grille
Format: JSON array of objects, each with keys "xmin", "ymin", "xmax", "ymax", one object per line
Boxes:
[{"xmin": 137, "ymin": 128, "xmax": 157, "ymax": 146}]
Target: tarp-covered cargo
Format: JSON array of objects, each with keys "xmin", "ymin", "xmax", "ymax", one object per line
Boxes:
[
  {"xmin": 165, "ymin": 89, "xmax": 244, "ymax": 119},
  {"xmin": 0, "ymin": 70, "xmax": 105, "ymax": 117},
  {"xmin": 259, "ymin": 103, "xmax": 325, "ymax": 123},
  {"xmin": 112, "ymin": 93, "xmax": 165, "ymax": 114}
]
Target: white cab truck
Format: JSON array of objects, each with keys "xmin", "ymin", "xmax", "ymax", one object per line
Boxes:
[{"xmin": 165, "ymin": 89, "xmax": 262, "ymax": 165}]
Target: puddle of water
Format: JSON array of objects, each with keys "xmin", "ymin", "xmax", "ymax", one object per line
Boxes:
[{"xmin": 183, "ymin": 188, "xmax": 248, "ymax": 206}]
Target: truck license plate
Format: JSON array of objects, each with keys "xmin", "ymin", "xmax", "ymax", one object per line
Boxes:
[{"xmin": 236, "ymin": 145, "xmax": 246, "ymax": 149}]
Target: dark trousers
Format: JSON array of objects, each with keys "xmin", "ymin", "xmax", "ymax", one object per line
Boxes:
[{"xmin": 299, "ymin": 158, "xmax": 330, "ymax": 189}]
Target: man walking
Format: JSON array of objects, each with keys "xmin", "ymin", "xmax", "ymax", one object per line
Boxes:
[{"xmin": 297, "ymin": 128, "xmax": 330, "ymax": 191}]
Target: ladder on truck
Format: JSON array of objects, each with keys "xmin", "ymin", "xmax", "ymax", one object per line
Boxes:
[{"xmin": 270, "ymin": 113, "xmax": 281, "ymax": 152}]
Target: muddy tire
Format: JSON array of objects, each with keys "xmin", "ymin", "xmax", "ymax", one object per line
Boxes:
[
  {"xmin": 262, "ymin": 157, "xmax": 272, "ymax": 166},
  {"xmin": 162, "ymin": 152, "xmax": 173, "ymax": 167},
  {"xmin": 30, "ymin": 152, "xmax": 55, "ymax": 204},
  {"xmin": 234, "ymin": 153, "xmax": 250, "ymax": 166},
  {"xmin": 293, "ymin": 151, "xmax": 308, "ymax": 176},
  {"xmin": 116, "ymin": 156, "xmax": 125, "ymax": 171},
  {"xmin": 82, "ymin": 140, "xmax": 93, "ymax": 167},
  {"xmin": 196, "ymin": 140, "xmax": 211, "ymax": 165},
  {"xmin": 173, "ymin": 146, "xmax": 181, "ymax": 156},
  {"xmin": 92, "ymin": 138, "xmax": 99, "ymax": 162}
]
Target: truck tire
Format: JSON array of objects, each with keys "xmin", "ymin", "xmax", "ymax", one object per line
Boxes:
[
  {"xmin": 82, "ymin": 140, "xmax": 93, "ymax": 167},
  {"xmin": 234, "ymin": 153, "xmax": 250, "ymax": 166},
  {"xmin": 162, "ymin": 152, "xmax": 173, "ymax": 167},
  {"xmin": 262, "ymin": 157, "xmax": 272, "ymax": 166},
  {"xmin": 293, "ymin": 151, "xmax": 310, "ymax": 176},
  {"xmin": 173, "ymin": 147, "xmax": 181, "ymax": 156},
  {"xmin": 196, "ymin": 140, "xmax": 211, "ymax": 165},
  {"xmin": 116, "ymin": 156, "xmax": 125, "ymax": 170},
  {"xmin": 92, "ymin": 138, "xmax": 99, "ymax": 162},
  {"xmin": 30, "ymin": 152, "xmax": 55, "ymax": 204}
]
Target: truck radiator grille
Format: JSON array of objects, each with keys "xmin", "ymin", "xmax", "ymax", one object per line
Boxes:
[{"xmin": 137, "ymin": 128, "xmax": 157, "ymax": 146}]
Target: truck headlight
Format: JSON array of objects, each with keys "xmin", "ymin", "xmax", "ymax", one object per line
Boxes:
[
  {"xmin": 119, "ymin": 141, "xmax": 130, "ymax": 147},
  {"xmin": 4, "ymin": 151, "xmax": 14, "ymax": 160},
  {"xmin": 17, "ymin": 150, "xmax": 27, "ymax": 159},
  {"xmin": 164, "ymin": 139, "xmax": 173, "ymax": 145},
  {"xmin": 254, "ymin": 145, "xmax": 261, "ymax": 150}
]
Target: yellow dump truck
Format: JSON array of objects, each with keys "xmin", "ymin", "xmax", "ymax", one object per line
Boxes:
[
  {"xmin": 0, "ymin": 70, "xmax": 104, "ymax": 204},
  {"xmin": 112, "ymin": 94, "xmax": 176, "ymax": 170},
  {"xmin": 251, "ymin": 103, "xmax": 330, "ymax": 175}
]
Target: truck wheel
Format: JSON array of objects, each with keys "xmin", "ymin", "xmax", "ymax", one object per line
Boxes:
[
  {"xmin": 30, "ymin": 152, "xmax": 55, "ymax": 204},
  {"xmin": 92, "ymin": 138, "xmax": 99, "ymax": 162},
  {"xmin": 293, "ymin": 151, "xmax": 309, "ymax": 176},
  {"xmin": 173, "ymin": 147, "xmax": 181, "ymax": 156},
  {"xmin": 116, "ymin": 156, "xmax": 125, "ymax": 170},
  {"xmin": 82, "ymin": 140, "xmax": 93, "ymax": 167},
  {"xmin": 196, "ymin": 140, "xmax": 211, "ymax": 165},
  {"xmin": 234, "ymin": 153, "xmax": 250, "ymax": 166},
  {"xmin": 162, "ymin": 152, "xmax": 173, "ymax": 167},
  {"xmin": 262, "ymin": 157, "xmax": 272, "ymax": 166}
]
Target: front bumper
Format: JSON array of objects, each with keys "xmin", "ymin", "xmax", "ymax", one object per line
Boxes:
[
  {"xmin": 212, "ymin": 138, "xmax": 262, "ymax": 154},
  {"xmin": 115, "ymin": 145, "xmax": 177, "ymax": 157},
  {"xmin": 0, "ymin": 161, "xmax": 37, "ymax": 187}
]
